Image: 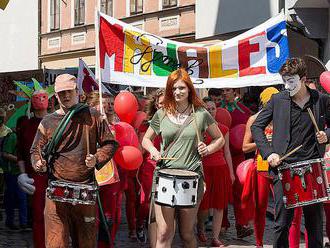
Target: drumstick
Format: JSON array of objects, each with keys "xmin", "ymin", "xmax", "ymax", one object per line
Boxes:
[
  {"xmin": 191, "ymin": 104, "xmax": 201, "ymax": 143},
  {"xmin": 307, "ymin": 108, "xmax": 320, "ymax": 133},
  {"xmin": 85, "ymin": 125, "xmax": 90, "ymax": 155},
  {"xmin": 279, "ymin": 145, "xmax": 303, "ymax": 162}
]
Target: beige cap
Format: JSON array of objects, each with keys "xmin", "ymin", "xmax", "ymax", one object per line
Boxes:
[{"xmin": 54, "ymin": 74, "xmax": 77, "ymax": 93}]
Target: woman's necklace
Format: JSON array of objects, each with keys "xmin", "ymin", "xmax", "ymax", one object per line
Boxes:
[{"xmin": 176, "ymin": 104, "xmax": 190, "ymax": 122}]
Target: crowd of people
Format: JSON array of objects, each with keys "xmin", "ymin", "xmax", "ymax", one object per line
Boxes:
[{"xmin": 0, "ymin": 57, "xmax": 330, "ymax": 248}]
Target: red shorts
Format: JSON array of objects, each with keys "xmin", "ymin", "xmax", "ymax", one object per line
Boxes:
[{"xmin": 199, "ymin": 165, "xmax": 232, "ymax": 210}]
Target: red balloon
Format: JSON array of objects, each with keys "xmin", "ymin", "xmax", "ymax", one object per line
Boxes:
[
  {"xmin": 236, "ymin": 159, "xmax": 255, "ymax": 184},
  {"xmin": 114, "ymin": 146, "xmax": 143, "ymax": 170},
  {"xmin": 114, "ymin": 91, "xmax": 138, "ymax": 123},
  {"xmin": 320, "ymin": 71, "xmax": 330, "ymax": 93},
  {"xmin": 132, "ymin": 111, "xmax": 147, "ymax": 129},
  {"xmin": 229, "ymin": 124, "xmax": 246, "ymax": 151},
  {"xmin": 215, "ymin": 108, "xmax": 232, "ymax": 128},
  {"xmin": 114, "ymin": 122, "xmax": 139, "ymax": 147}
]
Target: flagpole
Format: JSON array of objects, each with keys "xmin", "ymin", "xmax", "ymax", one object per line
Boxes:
[{"xmin": 95, "ymin": 8, "xmax": 104, "ymax": 117}]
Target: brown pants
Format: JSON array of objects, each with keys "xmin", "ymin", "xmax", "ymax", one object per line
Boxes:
[{"xmin": 45, "ymin": 198, "xmax": 96, "ymax": 248}]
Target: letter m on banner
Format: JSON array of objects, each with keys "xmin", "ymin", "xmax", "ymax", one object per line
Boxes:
[{"xmin": 99, "ymin": 16, "xmax": 125, "ymax": 72}]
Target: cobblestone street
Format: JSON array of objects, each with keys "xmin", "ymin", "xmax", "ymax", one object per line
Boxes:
[{"xmin": 0, "ymin": 203, "xmax": 314, "ymax": 248}]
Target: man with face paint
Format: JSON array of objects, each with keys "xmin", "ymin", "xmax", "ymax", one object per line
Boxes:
[
  {"xmin": 251, "ymin": 57, "xmax": 330, "ymax": 248},
  {"xmin": 30, "ymin": 74, "xmax": 118, "ymax": 248},
  {"xmin": 16, "ymin": 89, "xmax": 49, "ymax": 247}
]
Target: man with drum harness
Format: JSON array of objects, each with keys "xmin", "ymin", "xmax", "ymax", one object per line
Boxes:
[
  {"xmin": 251, "ymin": 57, "xmax": 330, "ymax": 248},
  {"xmin": 30, "ymin": 74, "xmax": 118, "ymax": 248}
]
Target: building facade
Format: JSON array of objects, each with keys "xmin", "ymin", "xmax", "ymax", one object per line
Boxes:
[
  {"xmin": 40, "ymin": 0, "xmax": 196, "ymax": 69},
  {"xmin": 286, "ymin": 0, "xmax": 330, "ymax": 68}
]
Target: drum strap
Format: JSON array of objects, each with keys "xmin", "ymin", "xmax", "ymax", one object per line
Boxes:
[
  {"xmin": 42, "ymin": 103, "xmax": 89, "ymax": 179},
  {"xmin": 162, "ymin": 115, "xmax": 194, "ymax": 159}
]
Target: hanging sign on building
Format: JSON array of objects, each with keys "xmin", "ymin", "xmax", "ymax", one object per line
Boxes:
[{"xmin": 96, "ymin": 11, "xmax": 289, "ymax": 88}]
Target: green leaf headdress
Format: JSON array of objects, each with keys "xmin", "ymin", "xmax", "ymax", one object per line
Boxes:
[
  {"xmin": 11, "ymin": 78, "xmax": 55, "ymax": 118},
  {"xmin": 13, "ymin": 78, "xmax": 55, "ymax": 99}
]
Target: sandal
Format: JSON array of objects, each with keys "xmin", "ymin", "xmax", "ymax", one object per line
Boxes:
[
  {"xmin": 197, "ymin": 230, "xmax": 208, "ymax": 243},
  {"xmin": 211, "ymin": 238, "xmax": 225, "ymax": 247}
]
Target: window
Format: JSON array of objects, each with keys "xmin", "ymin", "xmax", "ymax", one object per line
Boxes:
[
  {"xmin": 74, "ymin": 0, "xmax": 85, "ymax": 26},
  {"xmin": 50, "ymin": 0, "xmax": 60, "ymax": 30},
  {"xmin": 162, "ymin": 0, "xmax": 177, "ymax": 8},
  {"xmin": 72, "ymin": 32, "xmax": 86, "ymax": 44},
  {"xmin": 130, "ymin": 0, "xmax": 143, "ymax": 15},
  {"xmin": 48, "ymin": 37, "xmax": 61, "ymax": 48},
  {"xmin": 101, "ymin": 0, "xmax": 113, "ymax": 16}
]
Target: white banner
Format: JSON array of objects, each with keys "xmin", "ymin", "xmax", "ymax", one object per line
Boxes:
[{"xmin": 96, "ymin": 11, "xmax": 289, "ymax": 88}]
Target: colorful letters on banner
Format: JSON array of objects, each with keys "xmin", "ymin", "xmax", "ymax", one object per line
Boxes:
[{"xmin": 97, "ymin": 11, "xmax": 289, "ymax": 88}]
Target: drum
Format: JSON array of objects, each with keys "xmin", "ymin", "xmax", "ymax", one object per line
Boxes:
[
  {"xmin": 278, "ymin": 158, "xmax": 330, "ymax": 209},
  {"xmin": 155, "ymin": 169, "xmax": 200, "ymax": 208},
  {"xmin": 46, "ymin": 180, "xmax": 98, "ymax": 205}
]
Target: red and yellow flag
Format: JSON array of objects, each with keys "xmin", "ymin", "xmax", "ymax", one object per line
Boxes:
[{"xmin": 0, "ymin": 0, "xmax": 10, "ymax": 10}]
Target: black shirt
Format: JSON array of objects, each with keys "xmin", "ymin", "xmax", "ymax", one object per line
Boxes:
[{"xmin": 284, "ymin": 96, "xmax": 319, "ymax": 164}]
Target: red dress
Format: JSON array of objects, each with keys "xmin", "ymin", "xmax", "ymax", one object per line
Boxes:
[
  {"xmin": 199, "ymin": 124, "xmax": 232, "ymax": 210},
  {"xmin": 229, "ymin": 102, "xmax": 251, "ymax": 226},
  {"xmin": 136, "ymin": 122, "xmax": 161, "ymax": 227},
  {"xmin": 16, "ymin": 116, "xmax": 48, "ymax": 248},
  {"xmin": 97, "ymin": 124, "xmax": 122, "ymax": 248}
]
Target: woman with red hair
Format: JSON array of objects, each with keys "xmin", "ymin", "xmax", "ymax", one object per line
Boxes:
[{"xmin": 142, "ymin": 68, "xmax": 224, "ymax": 247}]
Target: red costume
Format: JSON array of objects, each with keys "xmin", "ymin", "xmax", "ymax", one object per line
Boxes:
[
  {"xmin": 97, "ymin": 182, "xmax": 122, "ymax": 248},
  {"xmin": 136, "ymin": 122, "xmax": 161, "ymax": 227},
  {"xmin": 230, "ymin": 102, "xmax": 251, "ymax": 128},
  {"xmin": 200, "ymin": 124, "xmax": 232, "ymax": 210},
  {"xmin": 230, "ymin": 106, "xmax": 251, "ymax": 228},
  {"xmin": 289, "ymin": 207, "xmax": 308, "ymax": 248},
  {"xmin": 241, "ymin": 156, "xmax": 272, "ymax": 246},
  {"xmin": 124, "ymin": 169, "xmax": 139, "ymax": 234},
  {"xmin": 97, "ymin": 125, "xmax": 123, "ymax": 248},
  {"xmin": 242, "ymin": 155, "xmax": 308, "ymax": 247},
  {"xmin": 17, "ymin": 116, "xmax": 48, "ymax": 248}
]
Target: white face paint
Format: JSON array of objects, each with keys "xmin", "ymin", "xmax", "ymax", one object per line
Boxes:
[{"xmin": 283, "ymin": 74, "xmax": 301, "ymax": 97}]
